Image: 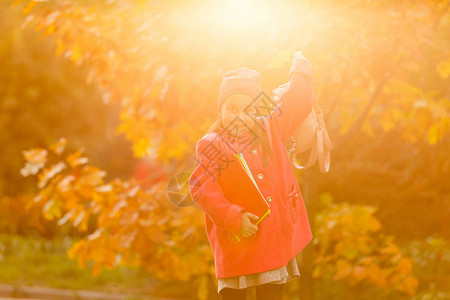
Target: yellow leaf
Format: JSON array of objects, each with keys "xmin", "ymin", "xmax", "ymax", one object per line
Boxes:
[
  {"xmin": 436, "ymin": 58, "xmax": 450, "ymax": 79},
  {"xmin": 49, "ymin": 137, "xmax": 67, "ymax": 155},
  {"xmin": 79, "ymin": 212, "xmax": 90, "ymax": 232},
  {"xmin": 426, "ymin": 124, "xmax": 439, "ymax": 145},
  {"xmin": 133, "ymin": 138, "xmax": 151, "ymax": 157},
  {"xmin": 56, "ymin": 175, "xmax": 75, "ymax": 193},
  {"xmin": 368, "ymin": 265, "xmax": 388, "ymax": 289},
  {"xmin": 70, "ymin": 42, "xmax": 83, "ymax": 65},
  {"xmin": 414, "ymin": 107, "xmax": 431, "ymax": 128},
  {"xmin": 397, "ymin": 257, "xmax": 413, "ymax": 275},
  {"xmin": 380, "ymin": 111, "xmax": 395, "ymax": 132},
  {"xmin": 38, "ymin": 162, "xmax": 67, "ymax": 189},
  {"xmin": 92, "ymin": 262, "xmax": 103, "ymax": 277},
  {"xmin": 22, "ymin": 148, "xmax": 47, "ymax": 165},
  {"xmin": 13, "ymin": 0, "xmax": 27, "ymax": 6},
  {"xmin": 339, "ymin": 108, "xmax": 357, "ymax": 135},
  {"xmin": 20, "ymin": 161, "xmax": 44, "ymax": 177},
  {"xmin": 402, "ymin": 276, "xmax": 418, "ymax": 296},
  {"xmin": 312, "ymin": 266, "xmax": 322, "ymax": 278},
  {"xmin": 43, "ymin": 198, "xmax": 62, "ymax": 220},
  {"xmin": 66, "ymin": 149, "xmax": 89, "ymax": 168},
  {"xmin": 352, "ymin": 265, "xmax": 367, "ymax": 281},
  {"xmin": 73, "ymin": 210, "xmax": 85, "ymax": 228},
  {"xmin": 333, "ymin": 259, "xmax": 352, "ymax": 280},
  {"xmin": 382, "ymin": 239, "xmax": 401, "ymax": 254},
  {"xmin": 21, "ymin": 15, "xmax": 35, "ymax": 30},
  {"xmin": 67, "ymin": 240, "xmax": 85, "ymax": 260},
  {"xmin": 268, "ymin": 51, "xmax": 293, "ymax": 70},
  {"xmin": 358, "ymin": 256, "xmax": 376, "ymax": 265},
  {"xmin": 369, "ymin": 218, "xmax": 381, "ymax": 231},
  {"xmin": 394, "ymin": 275, "xmax": 418, "ymax": 296},
  {"xmin": 361, "ymin": 119, "xmax": 375, "ymax": 137},
  {"xmin": 56, "ymin": 38, "xmax": 64, "ymax": 56},
  {"xmin": 58, "ymin": 209, "xmax": 75, "ymax": 226},
  {"xmin": 45, "ymin": 24, "xmax": 55, "ymax": 35},
  {"xmin": 22, "ymin": 0, "xmax": 37, "ymax": 14}
]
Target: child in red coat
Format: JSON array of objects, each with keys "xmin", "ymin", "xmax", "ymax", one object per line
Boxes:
[{"xmin": 189, "ymin": 51, "xmax": 314, "ymax": 300}]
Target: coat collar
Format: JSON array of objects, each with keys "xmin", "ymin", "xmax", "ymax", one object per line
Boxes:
[
  {"xmin": 216, "ymin": 126, "xmax": 256, "ymax": 154},
  {"xmin": 217, "ymin": 126, "xmax": 251, "ymax": 143}
]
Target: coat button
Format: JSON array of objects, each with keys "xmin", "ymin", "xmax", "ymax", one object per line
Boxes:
[
  {"xmin": 266, "ymin": 196, "xmax": 272, "ymax": 202},
  {"xmin": 252, "ymin": 148, "xmax": 258, "ymax": 154},
  {"xmin": 257, "ymin": 173, "xmax": 264, "ymax": 180}
]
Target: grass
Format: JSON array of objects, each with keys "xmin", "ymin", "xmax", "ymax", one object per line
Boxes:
[
  {"xmin": 1, "ymin": 233, "xmax": 448, "ymax": 300},
  {"xmin": 0, "ymin": 234, "xmax": 159, "ymax": 298}
]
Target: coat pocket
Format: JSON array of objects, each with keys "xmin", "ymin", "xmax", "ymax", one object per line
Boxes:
[{"xmin": 286, "ymin": 184, "xmax": 300, "ymax": 223}]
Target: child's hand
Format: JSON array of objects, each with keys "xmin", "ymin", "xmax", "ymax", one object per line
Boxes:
[
  {"xmin": 293, "ymin": 50, "xmax": 307, "ymax": 60},
  {"xmin": 240, "ymin": 211, "xmax": 259, "ymax": 238},
  {"xmin": 289, "ymin": 50, "xmax": 313, "ymax": 79}
]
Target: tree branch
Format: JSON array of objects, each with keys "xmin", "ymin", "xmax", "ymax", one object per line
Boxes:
[{"xmin": 335, "ymin": 72, "xmax": 390, "ymax": 149}]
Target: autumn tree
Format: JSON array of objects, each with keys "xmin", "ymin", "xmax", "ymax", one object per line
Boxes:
[{"xmin": 12, "ymin": 0, "xmax": 450, "ymax": 298}]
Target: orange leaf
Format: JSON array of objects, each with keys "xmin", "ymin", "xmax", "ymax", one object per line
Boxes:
[
  {"xmin": 22, "ymin": 0, "xmax": 37, "ymax": 14},
  {"xmin": 38, "ymin": 162, "xmax": 67, "ymax": 189},
  {"xmin": 397, "ymin": 257, "xmax": 413, "ymax": 275},
  {"xmin": 66, "ymin": 150, "xmax": 89, "ymax": 168},
  {"xmin": 22, "ymin": 148, "xmax": 47, "ymax": 163},
  {"xmin": 49, "ymin": 137, "xmax": 67, "ymax": 155},
  {"xmin": 333, "ymin": 259, "xmax": 352, "ymax": 280},
  {"xmin": 70, "ymin": 42, "xmax": 83, "ymax": 65}
]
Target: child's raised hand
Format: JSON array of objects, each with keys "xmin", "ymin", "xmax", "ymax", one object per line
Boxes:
[
  {"xmin": 240, "ymin": 211, "xmax": 259, "ymax": 238},
  {"xmin": 293, "ymin": 50, "xmax": 307, "ymax": 60},
  {"xmin": 289, "ymin": 50, "xmax": 313, "ymax": 79}
]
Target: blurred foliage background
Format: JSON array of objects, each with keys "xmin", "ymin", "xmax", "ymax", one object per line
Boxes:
[{"xmin": 0, "ymin": 0, "xmax": 449, "ymax": 299}]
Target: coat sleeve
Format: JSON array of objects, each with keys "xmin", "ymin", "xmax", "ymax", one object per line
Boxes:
[
  {"xmin": 189, "ymin": 136, "xmax": 245, "ymax": 235},
  {"xmin": 269, "ymin": 70, "xmax": 314, "ymax": 145}
]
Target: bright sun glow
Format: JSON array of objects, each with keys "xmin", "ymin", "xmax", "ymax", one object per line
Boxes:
[
  {"xmin": 218, "ymin": 0, "xmax": 271, "ymax": 29},
  {"xmin": 191, "ymin": 0, "xmax": 273, "ymax": 35}
]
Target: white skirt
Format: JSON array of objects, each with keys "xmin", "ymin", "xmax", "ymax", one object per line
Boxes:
[{"xmin": 217, "ymin": 257, "xmax": 300, "ymax": 293}]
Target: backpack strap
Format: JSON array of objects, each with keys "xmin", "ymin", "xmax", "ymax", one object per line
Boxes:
[{"xmin": 291, "ymin": 90, "xmax": 333, "ymax": 173}]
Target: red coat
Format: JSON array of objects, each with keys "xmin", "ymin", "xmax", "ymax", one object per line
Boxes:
[{"xmin": 189, "ymin": 72, "xmax": 314, "ymax": 279}]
